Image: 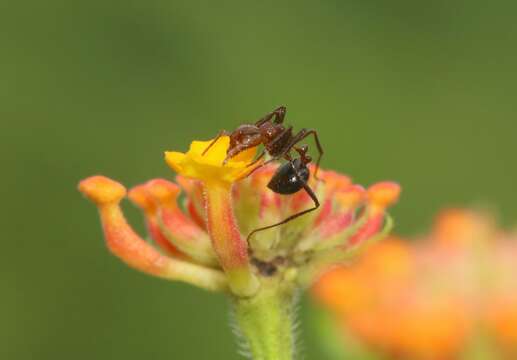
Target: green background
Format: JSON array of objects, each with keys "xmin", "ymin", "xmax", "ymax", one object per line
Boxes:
[{"xmin": 2, "ymin": 0, "xmax": 516, "ymax": 359}]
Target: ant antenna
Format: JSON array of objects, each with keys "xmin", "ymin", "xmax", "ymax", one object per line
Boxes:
[
  {"xmin": 201, "ymin": 130, "xmax": 228, "ymax": 156},
  {"xmin": 247, "ymin": 180, "xmax": 320, "ymax": 242}
]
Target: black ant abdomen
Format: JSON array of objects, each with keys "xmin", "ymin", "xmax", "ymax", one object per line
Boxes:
[{"xmin": 267, "ymin": 159, "xmax": 310, "ymax": 195}]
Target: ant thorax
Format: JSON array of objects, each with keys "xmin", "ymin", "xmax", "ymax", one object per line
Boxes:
[
  {"xmin": 258, "ymin": 121, "xmax": 283, "ymax": 140},
  {"xmin": 259, "ymin": 123, "xmax": 293, "ymax": 158}
]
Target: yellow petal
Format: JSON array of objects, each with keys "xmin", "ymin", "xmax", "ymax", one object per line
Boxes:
[
  {"xmin": 165, "ymin": 136, "xmax": 262, "ymax": 184},
  {"xmin": 164, "ymin": 152, "xmax": 186, "ymax": 174}
]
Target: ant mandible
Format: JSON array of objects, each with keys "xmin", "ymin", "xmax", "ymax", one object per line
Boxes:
[{"xmin": 202, "ymin": 106, "xmax": 324, "ymax": 240}]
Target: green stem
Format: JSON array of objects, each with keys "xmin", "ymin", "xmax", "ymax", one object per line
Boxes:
[{"xmin": 233, "ymin": 277, "xmax": 297, "ymax": 360}]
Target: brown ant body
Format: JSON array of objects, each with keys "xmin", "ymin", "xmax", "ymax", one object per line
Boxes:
[{"xmin": 202, "ymin": 106, "xmax": 324, "ymax": 240}]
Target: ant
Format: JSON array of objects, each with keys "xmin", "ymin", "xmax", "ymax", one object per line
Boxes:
[
  {"xmin": 202, "ymin": 106, "xmax": 323, "ymax": 174},
  {"xmin": 202, "ymin": 106, "xmax": 324, "ymax": 240}
]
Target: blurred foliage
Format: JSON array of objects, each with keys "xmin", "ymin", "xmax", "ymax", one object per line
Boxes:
[
  {"xmin": 306, "ymin": 301, "xmax": 382, "ymax": 360},
  {"xmin": 1, "ymin": 0, "xmax": 516, "ymax": 359}
]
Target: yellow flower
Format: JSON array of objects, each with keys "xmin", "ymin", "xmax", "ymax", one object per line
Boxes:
[
  {"xmin": 166, "ymin": 136, "xmax": 263, "ymax": 296},
  {"xmin": 164, "ymin": 136, "xmax": 261, "ymax": 184}
]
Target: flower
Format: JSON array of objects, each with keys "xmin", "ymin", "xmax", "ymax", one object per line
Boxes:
[
  {"xmin": 77, "ymin": 176, "xmax": 227, "ymax": 291},
  {"xmin": 313, "ymin": 208, "xmax": 517, "ymax": 359},
  {"xmin": 79, "ymin": 130, "xmax": 400, "ymax": 360},
  {"xmin": 79, "ymin": 135, "xmax": 399, "ymax": 296},
  {"xmin": 165, "ymin": 136, "xmax": 265, "ymax": 296}
]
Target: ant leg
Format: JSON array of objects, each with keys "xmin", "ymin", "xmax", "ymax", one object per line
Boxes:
[
  {"xmin": 289, "ymin": 129, "xmax": 324, "ymax": 180},
  {"xmin": 244, "ymin": 156, "xmax": 280, "ymax": 177},
  {"xmin": 247, "ymin": 166, "xmax": 320, "ymax": 242},
  {"xmin": 271, "ymin": 106, "xmax": 287, "ymax": 124},
  {"xmin": 255, "ymin": 106, "xmax": 287, "ymax": 126},
  {"xmin": 202, "ymin": 130, "xmax": 229, "ymax": 156}
]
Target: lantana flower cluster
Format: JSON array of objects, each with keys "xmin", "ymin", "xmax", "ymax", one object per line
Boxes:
[
  {"xmin": 313, "ymin": 209, "xmax": 517, "ymax": 359},
  {"xmin": 79, "ymin": 136, "xmax": 400, "ymax": 297}
]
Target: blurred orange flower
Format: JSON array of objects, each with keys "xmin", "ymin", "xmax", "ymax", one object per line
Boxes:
[{"xmin": 313, "ymin": 209, "xmax": 517, "ymax": 359}]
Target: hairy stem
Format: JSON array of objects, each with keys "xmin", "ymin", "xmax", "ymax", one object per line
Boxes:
[{"xmin": 233, "ymin": 277, "xmax": 297, "ymax": 360}]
